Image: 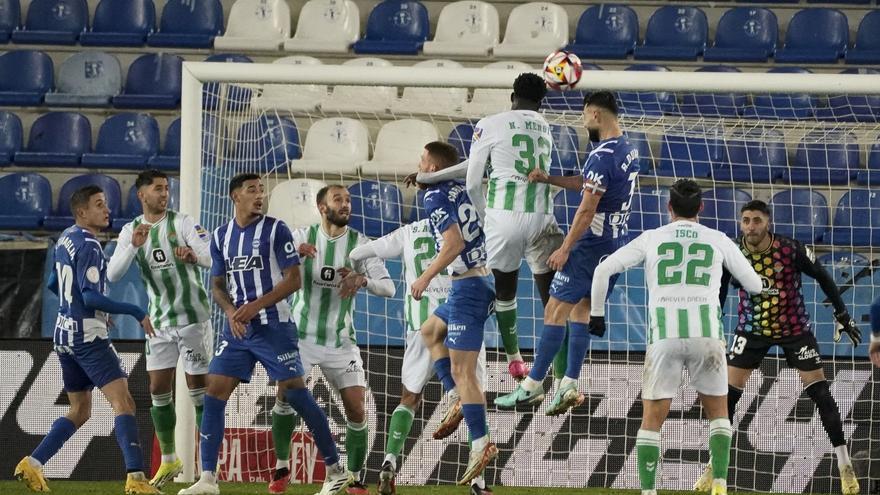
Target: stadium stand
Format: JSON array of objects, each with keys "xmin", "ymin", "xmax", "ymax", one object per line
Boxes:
[
  {"xmin": 566, "ymin": 4, "xmax": 638, "ymax": 60},
  {"xmin": 146, "ymin": 0, "xmax": 223, "ymax": 48},
  {"xmin": 423, "ymin": 1, "xmax": 499, "ymax": 57},
  {"xmin": 0, "ymin": 172, "xmax": 51, "ymax": 229},
  {"xmin": 0, "ymin": 50, "xmax": 53, "ymax": 106},
  {"xmin": 12, "ymin": 0, "xmax": 87, "ymax": 45},
  {"xmin": 79, "ymin": 0, "xmax": 156, "ymax": 46},
  {"xmin": 14, "ymin": 112, "xmax": 90, "ymax": 167},
  {"xmin": 284, "ymin": 0, "xmax": 360, "ymax": 54},
  {"xmin": 352, "ymin": 0, "xmax": 430, "ymax": 55},
  {"xmin": 633, "ymin": 6, "xmax": 708, "ymax": 61},
  {"xmin": 44, "ymin": 51, "xmax": 122, "ymax": 107}
]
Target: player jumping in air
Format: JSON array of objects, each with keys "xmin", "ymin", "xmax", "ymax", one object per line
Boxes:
[
  {"xmin": 15, "ymin": 185, "xmax": 159, "ymax": 495},
  {"xmin": 591, "ymin": 179, "xmax": 763, "ymax": 495},
  {"xmin": 694, "ymin": 200, "xmax": 862, "ymax": 495},
  {"xmin": 178, "ymin": 174, "xmax": 353, "ymax": 495}
]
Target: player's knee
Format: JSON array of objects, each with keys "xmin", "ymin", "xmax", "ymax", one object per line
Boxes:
[
  {"xmin": 149, "ymin": 380, "xmax": 172, "ymax": 397},
  {"xmin": 343, "ymin": 399, "xmax": 366, "ymax": 424},
  {"xmin": 110, "ymin": 392, "xmax": 136, "ymax": 415}
]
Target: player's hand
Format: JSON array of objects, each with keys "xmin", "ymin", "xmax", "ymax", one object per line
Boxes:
[
  {"xmin": 131, "ymin": 223, "xmax": 151, "ymax": 248},
  {"xmin": 588, "ymin": 315, "xmax": 606, "ymax": 337},
  {"xmin": 528, "ymin": 169, "xmax": 549, "ymax": 183},
  {"xmin": 339, "ymin": 271, "xmax": 366, "ymax": 299},
  {"xmin": 403, "ymin": 173, "xmax": 418, "ymax": 188},
  {"xmin": 232, "ymin": 302, "xmax": 260, "ymax": 325},
  {"xmin": 174, "ymin": 246, "xmax": 198, "ymax": 264},
  {"xmin": 411, "ymin": 275, "xmax": 430, "ymax": 301},
  {"xmin": 547, "ymin": 247, "xmax": 570, "ymax": 272},
  {"xmin": 870, "ymin": 340, "xmax": 880, "ymax": 368},
  {"xmin": 140, "ymin": 315, "xmax": 155, "ymax": 337},
  {"xmin": 298, "ymin": 243, "xmax": 317, "ymax": 258},
  {"xmin": 833, "ymin": 310, "xmax": 862, "ymax": 346},
  {"xmin": 225, "ymin": 309, "xmax": 247, "ymax": 339}
]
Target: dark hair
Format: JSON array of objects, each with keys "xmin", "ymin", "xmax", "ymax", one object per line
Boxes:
[
  {"xmin": 70, "ymin": 185, "xmax": 104, "ymax": 215},
  {"xmin": 424, "ymin": 141, "xmax": 460, "ymax": 170},
  {"xmin": 513, "ymin": 73, "xmax": 547, "ymax": 104},
  {"xmin": 583, "ymin": 91, "xmax": 619, "ymax": 116},
  {"xmin": 668, "ymin": 179, "xmax": 702, "ymax": 218},
  {"xmin": 135, "ymin": 169, "xmax": 168, "ymax": 190},
  {"xmin": 228, "ymin": 173, "xmax": 260, "ymax": 196},
  {"xmin": 741, "ymin": 199, "xmax": 771, "ymax": 217},
  {"xmin": 316, "ymin": 184, "xmax": 346, "ymax": 205}
]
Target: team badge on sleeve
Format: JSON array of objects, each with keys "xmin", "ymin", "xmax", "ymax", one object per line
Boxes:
[{"xmin": 195, "ymin": 225, "xmax": 209, "ymax": 240}]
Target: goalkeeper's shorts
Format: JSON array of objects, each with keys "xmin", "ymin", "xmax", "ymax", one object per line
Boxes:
[{"xmin": 727, "ymin": 330, "xmax": 822, "ymax": 371}]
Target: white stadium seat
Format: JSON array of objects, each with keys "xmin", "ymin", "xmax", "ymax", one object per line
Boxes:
[
  {"xmin": 493, "ymin": 2, "xmax": 568, "ymax": 58},
  {"xmin": 322, "ymin": 58, "xmax": 397, "ymax": 113},
  {"xmin": 359, "ymin": 119, "xmax": 439, "ymax": 176},
  {"xmin": 463, "ymin": 60, "xmax": 534, "ymax": 116},
  {"xmin": 268, "ymin": 178, "xmax": 327, "ymax": 229},
  {"xmin": 389, "ymin": 59, "xmax": 467, "ymax": 115},
  {"xmin": 214, "ymin": 0, "xmax": 291, "ymax": 51},
  {"xmin": 289, "ymin": 117, "xmax": 369, "ymax": 175},
  {"xmin": 250, "ymin": 56, "xmax": 327, "ymax": 112},
  {"xmin": 423, "ymin": 1, "xmax": 499, "ymax": 57},
  {"xmin": 284, "ymin": 0, "xmax": 360, "ymax": 53}
]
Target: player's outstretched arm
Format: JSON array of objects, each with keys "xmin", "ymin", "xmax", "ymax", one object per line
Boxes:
[
  {"xmin": 411, "ymin": 225, "xmax": 464, "ymax": 301},
  {"xmin": 719, "ymin": 237, "xmax": 763, "ymax": 295},
  {"xmin": 81, "ymin": 288, "xmax": 153, "ymax": 336},
  {"xmin": 349, "ymin": 226, "xmax": 405, "ymax": 262},
  {"xmin": 796, "ymin": 244, "xmax": 861, "ymax": 345},
  {"xmin": 528, "ymin": 169, "xmax": 584, "ymax": 191},
  {"xmin": 590, "ymin": 234, "xmax": 649, "ymax": 318},
  {"xmin": 549, "ymin": 188, "xmax": 602, "ymax": 272},
  {"xmin": 415, "ymin": 160, "xmax": 468, "ymax": 184}
]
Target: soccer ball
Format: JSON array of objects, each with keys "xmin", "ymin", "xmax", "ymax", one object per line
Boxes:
[{"xmin": 542, "ymin": 50, "xmax": 583, "ymax": 91}]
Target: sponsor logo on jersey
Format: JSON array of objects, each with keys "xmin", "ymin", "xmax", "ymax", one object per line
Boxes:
[
  {"xmin": 226, "ymin": 256, "xmax": 264, "ymax": 272},
  {"xmin": 320, "ymin": 267, "xmax": 335, "ymax": 281}
]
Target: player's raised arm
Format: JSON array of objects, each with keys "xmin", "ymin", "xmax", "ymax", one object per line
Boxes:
[
  {"xmin": 77, "ymin": 240, "xmax": 152, "ymax": 335},
  {"xmin": 348, "ymin": 238, "xmax": 395, "ymax": 297},
  {"xmin": 794, "ymin": 241, "xmax": 861, "ymax": 345},
  {"xmin": 106, "ymin": 222, "xmax": 140, "ymax": 282},
  {"xmin": 349, "ymin": 225, "xmax": 405, "ymax": 262},
  {"xmin": 549, "ymin": 181, "xmax": 603, "ymax": 272}
]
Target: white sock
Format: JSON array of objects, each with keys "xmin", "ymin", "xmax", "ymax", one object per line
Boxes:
[
  {"xmin": 276, "ymin": 459, "xmax": 290, "ymax": 470},
  {"xmin": 712, "ymin": 479, "xmax": 727, "ymax": 489},
  {"xmin": 200, "ymin": 471, "xmax": 216, "ymax": 483},
  {"xmin": 128, "ymin": 471, "xmax": 146, "ymax": 480},
  {"xmin": 521, "ymin": 376, "xmax": 541, "ymax": 393},
  {"xmin": 507, "ymin": 352, "xmax": 523, "ymax": 363},
  {"xmin": 641, "ymin": 490, "xmax": 657, "ymax": 495},
  {"xmin": 559, "ymin": 376, "xmax": 577, "ymax": 388},
  {"xmin": 447, "ymin": 388, "xmax": 459, "ymax": 401},
  {"xmin": 472, "ymin": 435, "xmax": 489, "ymax": 451},
  {"xmin": 472, "ymin": 476, "xmax": 485, "ymax": 488},
  {"xmin": 383, "ymin": 454, "xmax": 397, "ymax": 471},
  {"xmin": 151, "ymin": 392, "xmax": 173, "ymax": 407},
  {"xmin": 27, "ymin": 457, "xmax": 42, "ymax": 469},
  {"xmin": 326, "ymin": 462, "xmax": 343, "ymax": 474},
  {"xmin": 161, "ymin": 454, "xmax": 177, "ymax": 463},
  {"xmin": 835, "ymin": 445, "xmax": 852, "ymax": 468}
]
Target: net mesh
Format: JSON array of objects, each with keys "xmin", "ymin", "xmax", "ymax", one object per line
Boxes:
[{"xmin": 192, "ymin": 75, "xmax": 879, "ymax": 493}]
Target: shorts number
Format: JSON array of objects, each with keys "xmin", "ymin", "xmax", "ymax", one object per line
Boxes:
[
  {"xmin": 730, "ymin": 336, "xmax": 747, "ymax": 355},
  {"xmin": 215, "ymin": 340, "xmax": 228, "ymax": 356}
]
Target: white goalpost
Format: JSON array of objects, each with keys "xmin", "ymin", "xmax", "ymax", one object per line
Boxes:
[{"xmin": 177, "ymin": 62, "xmax": 880, "ymax": 493}]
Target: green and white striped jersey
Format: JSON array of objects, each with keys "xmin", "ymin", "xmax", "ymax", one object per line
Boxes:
[
  {"xmin": 469, "ymin": 110, "xmax": 555, "ymax": 214},
  {"xmin": 108, "ymin": 210, "xmax": 212, "ymax": 329},
  {"xmin": 590, "ymin": 220, "xmax": 762, "ymax": 344},
  {"xmin": 291, "ymin": 225, "xmax": 392, "ymax": 348}
]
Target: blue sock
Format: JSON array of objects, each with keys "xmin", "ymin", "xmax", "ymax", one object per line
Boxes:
[
  {"xmin": 200, "ymin": 395, "xmax": 226, "ymax": 473},
  {"xmin": 461, "ymin": 404, "xmax": 488, "ymax": 440},
  {"xmin": 113, "ymin": 414, "xmax": 144, "ymax": 473},
  {"xmin": 527, "ymin": 324, "xmax": 566, "ymax": 382},
  {"xmin": 565, "ymin": 322, "xmax": 591, "ymax": 379},
  {"xmin": 285, "ymin": 388, "xmax": 340, "ymax": 467},
  {"xmin": 32, "ymin": 417, "xmax": 77, "ymax": 464},
  {"xmin": 433, "ymin": 357, "xmax": 456, "ymax": 393}
]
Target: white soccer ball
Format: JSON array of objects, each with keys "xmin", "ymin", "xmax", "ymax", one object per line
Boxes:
[{"xmin": 542, "ymin": 50, "xmax": 583, "ymax": 91}]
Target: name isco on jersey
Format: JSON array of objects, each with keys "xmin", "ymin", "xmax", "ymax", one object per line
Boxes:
[{"xmin": 226, "ymin": 256, "xmax": 264, "ymax": 272}]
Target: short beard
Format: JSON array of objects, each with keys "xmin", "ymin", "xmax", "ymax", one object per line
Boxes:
[
  {"xmin": 327, "ymin": 209, "xmax": 349, "ymax": 227},
  {"xmin": 588, "ymin": 128, "xmax": 600, "ymax": 143}
]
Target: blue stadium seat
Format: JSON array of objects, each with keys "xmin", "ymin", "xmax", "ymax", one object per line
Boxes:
[
  {"xmin": 353, "ymin": 0, "xmax": 429, "ymax": 55},
  {"xmin": 349, "ymin": 180, "xmax": 402, "ymax": 237},
  {"xmin": 856, "ymin": 140, "xmax": 880, "ymax": 186},
  {"xmin": 566, "ymin": 4, "xmax": 638, "ymax": 59},
  {"xmin": 628, "ymin": 187, "xmax": 669, "ymax": 235},
  {"xmin": 633, "ymin": 6, "xmax": 707, "ymax": 61},
  {"xmin": 818, "ymin": 68, "xmax": 880, "ymax": 123},
  {"xmin": 407, "ymin": 189, "xmax": 427, "ymax": 223},
  {"xmin": 81, "ymin": 113, "xmax": 160, "ymax": 169},
  {"xmin": 231, "ymin": 115, "xmax": 300, "ymax": 172},
  {"xmin": 701, "ymin": 188, "xmax": 751, "ymax": 237},
  {"xmin": 774, "ymin": 9, "xmax": 848, "ymax": 64},
  {"xmin": 783, "ymin": 132, "xmax": 859, "ymax": 186},
  {"xmin": 148, "ymin": 118, "xmax": 180, "ymax": 170},
  {"xmin": 448, "ymin": 123, "xmax": 474, "ymax": 163},
  {"xmin": 110, "ymin": 184, "xmax": 142, "ymax": 230},
  {"xmin": 147, "ymin": 0, "xmax": 223, "ymax": 47},
  {"xmin": 11, "ymin": 0, "xmax": 86, "ymax": 44},
  {"xmin": 0, "ymin": 111, "xmax": 22, "ymax": 165},
  {"xmin": 0, "ymin": 173, "xmax": 50, "ymax": 229},
  {"xmin": 0, "ymin": 50, "xmax": 53, "ymax": 105},
  {"xmin": 846, "ymin": 11, "xmax": 880, "ymax": 64},
  {"xmin": 618, "ymin": 65, "xmax": 676, "ymax": 116},
  {"xmin": 627, "ymin": 131, "xmax": 653, "ymax": 171},
  {"xmin": 550, "ymin": 124, "xmax": 580, "ymax": 176},
  {"xmin": 14, "ymin": 112, "xmax": 90, "ymax": 166},
  {"xmin": 655, "ymin": 128, "xmax": 725, "ymax": 178},
  {"xmin": 553, "ymin": 188, "xmax": 581, "ymax": 233},
  {"xmin": 43, "ymin": 174, "xmax": 122, "ymax": 231},
  {"xmin": 770, "ymin": 189, "xmax": 829, "ymax": 243},
  {"xmin": 79, "ymin": 0, "xmax": 155, "ymax": 46},
  {"xmin": 203, "ymin": 54, "xmax": 253, "ymax": 111},
  {"xmin": 113, "ymin": 53, "xmax": 183, "ymax": 109},
  {"xmin": 704, "ymin": 8, "xmax": 777, "ymax": 62},
  {"xmin": 679, "ymin": 66, "xmax": 746, "ymax": 117},
  {"xmin": 823, "ymin": 189, "xmax": 880, "ymax": 246},
  {"xmin": 714, "ymin": 130, "xmax": 786, "ymax": 184},
  {"xmin": 0, "ymin": 0, "xmax": 20, "ymax": 42},
  {"xmin": 745, "ymin": 67, "xmax": 816, "ymax": 120},
  {"xmin": 44, "ymin": 51, "xmax": 122, "ymax": 107}
]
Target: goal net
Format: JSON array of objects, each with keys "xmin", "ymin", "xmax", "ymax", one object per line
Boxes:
[{"xmin": 180, "ymin": 63, "xmax": 880, "ymax": 493}]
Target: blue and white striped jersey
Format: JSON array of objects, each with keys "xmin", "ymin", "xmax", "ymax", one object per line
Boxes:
[
  {"xmin": 424, "ymin": 180, "xmax": 487, "ymax": 276},
  {"xmin": 580, "ymin": 136, "xmax": 641, "ymax": 244},
  {"xmin": 53, "ymin": 225, "xmax": 110, "ymax": 347}
]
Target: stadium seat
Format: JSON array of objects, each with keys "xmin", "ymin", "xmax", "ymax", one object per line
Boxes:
[
  {"xmin": 550, "ymin": 125, "xmax": 580, "ymax": 176},
  {"xmin": 823, "ymin": 189, "xmax": 880, "ymax": 246},
  {"xmin": 0, "ymin": 173, "xmax": 50, "ymax": 229},
  {"xmin": 655, "ymin": 127, "xmax": 726, "ymax": 178},
  {"xmin": 81, "ymin": 113, "xmax": 159, "ymax": 169},
  {"xmin": 214, "ymin": 0, "xmax": 289, "ymax": 51},
  {"xmin": 147, "ymin": 0, "xmax": 223, "ymax": 48},
  {"xmin": 770, "ymin": 189, "xmax": 829, "ymax": 243},
  {"xmin": 0, "ymin": 111, "xmax": 22, "ymax": 165},
  {"xmin": 267, "ymin": 179, "xmax": 326, "ymax": 229},
  {"xmin": 856, "ymin": 140, "xmax": 880, "ymax": 186},
  {"xmin": 783, "ymin": 131, "xmax": 859, "ymax": 186},
  {"xmin": 390, "ymin": 59, "xmax": 467, "ymax": 115},
  {"xmin": 423, "ymin": 1, "xmax": 499, "ymax": 57},
  {"xmin": 79, "ymin": 0, "xmax": 155, "ymax": 46},
  {"xmin": 284, "ymin": 0, "xmax": 359, "ymax": 53},
  {"xmin": 0, "ymin": 50, "xmax": 53, "ymax": 105},
  {"xmin": 148, "ymin": 118, "xmax": 180, "ymax": 171},
  {"xmin": 553, "ymin": 188, "xmax": 581, "ymax": 233},
  {"xmin": 745, "ymin": 67, "xmax": 816, "ymax": 120},
  {"xmin": 111, "ymin": 184, "xmax": 143, "ymax": 230},
  {"xmin": 566, "ymin": 4, "xmax": 637, "ymax": 60},
  {"xmin": 12, "ymin": 0, "xmax": 86, "ymax": 44},
  {"xmin": 463, "ymin": 61, "xmax": 533, "ymax": 116},
  {"xmin": 289, "ymin": 117, "xmax": 368, "ymax": 175},
  {"xmin": 202, "ymin": 53, "xmax": 253, "ymax": 112},
  {"xmin": 617, "ymin": 65, "xmax": 676, "ymax": 117},
  {"xmin": 250, "ymin": 56, "xmax": 327, "ymax": 112},
  {"xmin": 846, "ymin": 11, "xmax": 880, "ymax": 64},
  {"xmin": 322, "ymin": 57, "xmax": 396, "ymax": 113},
  {"xmin": 701, "ymin": 188, "xmax": 751, "ymax": 237},
  {"xmin": 352, "ymin": 0, "xmax": 430, "ymax": 55},
  {"xmin": 626, "ymin": 131, "xmax": 653, "ymax": 171},
  {"xmin": 348, "ymin": 180, "xmax": 403, "ymax": 237},
  {"xmin": 113, "ymin": 53, "xmax": 183, "ymax": 109},
  {"xmin": 818, "ymin": 68, "xmax": 880, "ymax": 123},
  {"xmin": 14, "ymin": 112, "xmax": 90, "ymax": 166},
  {"xmin": 43, "ymin": 174, "xmax": 122, "ymax": 231},
  {"xmin": 774, "ymin": 9, "xmax": 848, "ymax": 64},
  {"xmin": 408, "ymin": 189, "xmax": 428, "ymax": 223},
  {"xmin": 231, "ymin": 115, "xmax": 301, "ymax": 172},
  {"xmin": 634, "ymin": 6, "xmax": 708, "ymax": 60},
  {"xmin": 44, "ymin": 51, "xmax": 122, "ymax": 107},
  {"xmin": 704, "ymin": 7, "xmax": 777, "ymax": 63},
  {"xmin": 448, "ymin": 123, "xmax": 474, "ymax": 163},
  {"xmin": 359, "ymin": 119, "xmax": 439, "ymax": 177},
  {"xmin": 628, "ymin": 187, "xmax": 669, "ymax": 235},
  {"xmin": 713, "ymin": 129, "xmax": 786, "ymax": 184},
  {"xmin": 679, "ymin": 66, "xmax": 746, "ymax": 117},
  {"xmin": 494, "ymin": 2, "xmax": 567, "ymax": 58},
  {"xmin": 0, "ymin": 0, "xmax": 20, "ymax": 42}
]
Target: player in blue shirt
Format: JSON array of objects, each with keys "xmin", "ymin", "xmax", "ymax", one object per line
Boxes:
[
  {"xmin": 496, "ymin": 91, "xmax": 640, "ymax": 416},
  {"xmin": 179, "ymin": 174, "xmax": 353, "ymax": 495},
  {"xmin": 14, "ymin": 185, "xmax": 159, "ymax": 495},
  {"xmin": 413, "ymin": 142, "xmax": 498, "ymax": 486}
]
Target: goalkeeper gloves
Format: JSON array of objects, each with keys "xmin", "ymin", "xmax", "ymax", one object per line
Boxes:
[
  {"xmin": 833, "ymin": 310, "xmax": 862, "ymax": 347},
  {"xmin": 588, "ymin": 316, "xmax": 606, "ymax": 338}
]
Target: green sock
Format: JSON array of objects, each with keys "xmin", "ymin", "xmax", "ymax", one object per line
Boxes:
[
  {"xmin": 272, "ymin": 404, "xmax": 298, "ymax": 463},
  {"xmin": 347, "ymin": 421, "xmax": 368, "ymax": 474},
  {"xmin": 195, "ymin": 405, "xmax": 204, "ymax": 430},
  {"xmin": 636, "ymin": 429, "xmax": 661, "ymax": 491},
  {"xmin": 552, "ymin": 328, "xmax": 569, "ymax": 380},
  {"xmin": 495, "ymin": 299, "xmax": 521, "ymax": 360},
  {"xmin": 385, "ymin": 405, "xmax": 414, "ymax": 459},
  {"xmin": 150, "ymin": 403, "xmax": 177, "ymax": 456},
  {"xmin": 709, "ymin": 418, "xmax": 732, "ymax": 482}
]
